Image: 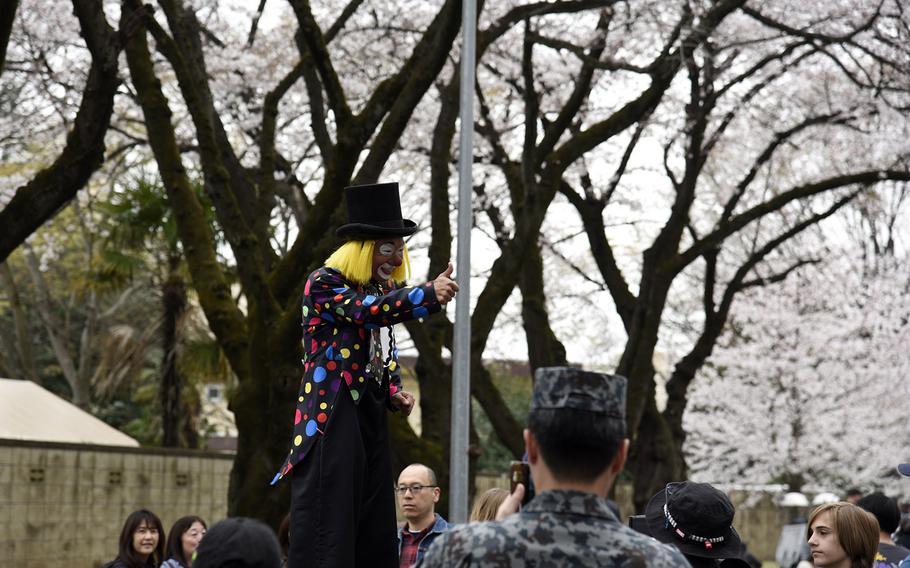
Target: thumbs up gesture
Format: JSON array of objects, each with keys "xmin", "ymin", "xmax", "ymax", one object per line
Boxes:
[{"xmin": 433, "ymin": 262, "xmax": 459, "ymax": 304}]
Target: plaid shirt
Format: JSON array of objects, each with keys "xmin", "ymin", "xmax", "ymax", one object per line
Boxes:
[{"xmin": 397, "ymin": 514, "xmax": 452, "ymax": 567}]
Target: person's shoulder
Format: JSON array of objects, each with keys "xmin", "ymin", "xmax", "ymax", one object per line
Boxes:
[
  {"xmin": 420, "ymin": 521, "xmax": 515, "ymax": 567},
  {"xmin": 102, "ymin": 560, "xmax": 129, "ymax": 568},
  {"xmin": 433, "ymin": 513, "xmax": 454, "ymax": 532}
]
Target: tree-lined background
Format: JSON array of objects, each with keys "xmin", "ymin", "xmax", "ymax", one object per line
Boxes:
[{"xmin": 1, "ymin": 0, "xmax": 909, "ymax": 527}]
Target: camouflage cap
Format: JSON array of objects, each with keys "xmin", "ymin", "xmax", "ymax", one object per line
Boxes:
[{"xmin": 531, "ymin": 367, "xmax": 626, "ymax": 420}]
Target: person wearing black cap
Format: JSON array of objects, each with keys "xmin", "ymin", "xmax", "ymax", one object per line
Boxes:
[
  {"xmin": 272, "ymin": 182, "xmax": 459, "ymax": 568},
  {"xmin": 421, "ymin": 367, "xmax": 689, "ymax": 567},
  {"xmin": 644, "ymin": 481, "xmax": 750, "ymax": 567}
]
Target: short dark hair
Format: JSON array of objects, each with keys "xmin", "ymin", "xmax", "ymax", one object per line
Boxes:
[
  {"xmin": 857, "ymin": 492, "xmax": 900, "ymax": 533},
  {"xmin": 165, "ymin": 515, "xmax": 207, "ymax": 566},
  {"xmin": 527, "ymin": 407, "xmax": 624, "ymax": 482},
  {"xmin": 117, "ymin": 509, "xmax": 165, "ymax": 568}
]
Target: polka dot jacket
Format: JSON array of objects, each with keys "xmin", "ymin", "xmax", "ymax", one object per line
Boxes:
[{"xmin": 272, "ymin": 267, "xmax": 441, "ymax": 484}]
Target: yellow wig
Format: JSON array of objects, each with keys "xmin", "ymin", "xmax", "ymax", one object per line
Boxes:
[{"xmin": 324, "ymin": 240, "xmax": 411, "ymax": 286}]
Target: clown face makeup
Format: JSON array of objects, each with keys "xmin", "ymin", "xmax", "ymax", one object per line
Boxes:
[{"xmin": 372, "ymin": 238, "xmax": 404, "ymax": 282}]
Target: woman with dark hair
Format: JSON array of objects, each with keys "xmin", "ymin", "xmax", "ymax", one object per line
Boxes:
[
  {"xmin": 807, "ymin": 502, "xmax": 879, "ymax": 568},
  {"xmin": 161, "ymin": 515, "xmax": 207, "ymax": 568},
  {"xmin": 104, "ymin": 509, "xmax": 165, "ymax": 568}
]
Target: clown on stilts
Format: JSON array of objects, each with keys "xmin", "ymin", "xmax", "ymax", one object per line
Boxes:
[{"xmin": 272, "ymin": 182, "xmax": 458, "ymax": 567}]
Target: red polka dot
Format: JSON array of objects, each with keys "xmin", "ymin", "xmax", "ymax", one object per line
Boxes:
[
  {"xmin": 342, "ymin": 371, "xmax": 352, "ymax": 385},
  {"xmin": 319, "ymin": 389, "xmax": 326, "ymax": 396},
  {"xmin": 356, "ymin": 300, "xmax": 362, "ymax": 306},
  {"xmin": 352, "ymin": 363, "xmax": 359, "ymax": 370},
  {"xmin": 303, "ymin": 414, "xmax": 309, "ymax": 420},
  {"xmin": 327, "ymin": 361, "xmax": 337, "ymax": 371},
  {"xmin": 370, "ymin": 305, "xmax": 379, "ymax": 315},
  {"xmin": 321, "ymin": 341, "xmax": 327, "ymax": 346},
  {"xmin": 295, "ymin": 410, "xmax": 301, "ymax": 424},
  {"xmin": 317, "ymin": 412, "xmax": 327, "ymax": 423},
  {"xmin": 334, "ymin": 294, "xmax": 343, "ymax": 302},
  {"xmin": 396, "ymin": 301, "xmax": 402, "ymax": 307}
]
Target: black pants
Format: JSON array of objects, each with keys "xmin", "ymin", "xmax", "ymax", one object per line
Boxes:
[{"xmin": 288, "ymin": 379, "xmax": 398, "ymax": 568}]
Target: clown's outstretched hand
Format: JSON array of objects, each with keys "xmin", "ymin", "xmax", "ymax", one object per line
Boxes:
[{"xmin": 434, "ymin": 263, "xmax": 459, "ymax": 304}]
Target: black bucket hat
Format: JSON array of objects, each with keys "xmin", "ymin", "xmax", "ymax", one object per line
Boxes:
[
  {"xmin": 335, "ymin": 182, "xmax": 418, "ymax": 239},
  {"xmin": 645, "ymin": 481, "xmax": 743, "ymax": 559}
]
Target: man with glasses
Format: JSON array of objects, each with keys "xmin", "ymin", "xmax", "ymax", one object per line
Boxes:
[{"xmin": 396, "ymin": 464, "xmax": 452, "ymax": 567}]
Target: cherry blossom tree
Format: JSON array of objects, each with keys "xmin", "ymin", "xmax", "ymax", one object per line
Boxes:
[{"xmin": 684, "ymin": 250, "xmax": 910, "ymax": 494}]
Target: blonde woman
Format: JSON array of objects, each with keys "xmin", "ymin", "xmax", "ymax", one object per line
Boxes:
[{"xmin": 469, "ymin": 488, "xmax": 510, "ymax": 522}]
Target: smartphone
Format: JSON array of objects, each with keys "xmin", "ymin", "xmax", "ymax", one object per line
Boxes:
[
  {"xmin": 628, "ymin": 514, "xmax": 651, "ymax": 536},
  {"xmin": 509, "ymin": 460, "xmax": 535, "ymax": 507}
]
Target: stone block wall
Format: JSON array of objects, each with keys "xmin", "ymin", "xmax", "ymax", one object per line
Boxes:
[{"xmin": 0, "ymin": 439, "xmax": 234, "ymax": 568}]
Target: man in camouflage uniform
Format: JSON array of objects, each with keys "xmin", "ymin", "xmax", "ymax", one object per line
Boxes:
[{"xmin": 420, "ymin": 367, "xmax": 690, "ymax": 568}]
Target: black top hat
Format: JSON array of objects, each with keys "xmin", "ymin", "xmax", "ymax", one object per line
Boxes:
[
  {"xmin": 644, "ymin": 481, "xmax": 743, "ymax": 559},
  {"xmin": 335, "ymin": 182, "xmax": 418, "ymax": 239}
]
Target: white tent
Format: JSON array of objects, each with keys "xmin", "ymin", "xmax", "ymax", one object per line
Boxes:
[{"xmin": 0, "ymin": 378, "xmax": 139, "ymax": 447}]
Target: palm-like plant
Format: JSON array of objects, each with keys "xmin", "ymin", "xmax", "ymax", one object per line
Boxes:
[{"xmin": 96, "ymin": 174, "xmax": 221, "ymax": 448}]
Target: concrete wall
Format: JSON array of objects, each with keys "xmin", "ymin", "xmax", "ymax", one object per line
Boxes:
[{"xmin": 0, "ymin": 439, "xmax": 234, "ymax": 568}]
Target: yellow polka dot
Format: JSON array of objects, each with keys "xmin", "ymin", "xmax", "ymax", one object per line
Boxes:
[
  {"xmin": 382, "ymin": 304, "xmax": 390, "ymax": 312},
  {"xmin": 344, "ymin": 299, "xmax": 351, "ymax": 305},
  {"xmin": 358, "ymin": 376, "xmax": 365, "ymax": 383},
  {"xmin": 389, "ymin": 361, "xmax": 397, "ymax": 371},
  {"xmin": 320, "ymin": 402, "xmax": 328, "ymax": 410},
  {"xmin": 354, "ymin": 344, "xmax": 360, "ymax": 350},
  {"xmin": 324, "ymin": 302, "xmax": 330, "ymax": 309},
  {"xmin": 294, "ymin": 435, "xmax": 302, "ymax": 446},
  {"xmin": 333, "ymin": 329, "xmax": 338, "ymax": 335},
  {"xmin": 298, "ymin": 396, "xmax": 304, "ymax": 402},
  {"xmin": 340, "ymin": 348, "xmax": 351, "ymax": 359},
  {"xmin": 305, "ymin": 382, "xmax": 312, "ymax": 394}
]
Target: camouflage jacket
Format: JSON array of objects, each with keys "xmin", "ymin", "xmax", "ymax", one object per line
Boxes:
[{"xmin": 419, "ymin": 489, "xmax": 691, "ymax": 568}]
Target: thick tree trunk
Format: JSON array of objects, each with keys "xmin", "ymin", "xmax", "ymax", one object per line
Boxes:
[
  {"xmin": 627, "ymin": 397, "xmax": 685, "ymax": 512},
  {"xmin": 519, "ymin": 241, "xmax": 567, "ymax": 373}
]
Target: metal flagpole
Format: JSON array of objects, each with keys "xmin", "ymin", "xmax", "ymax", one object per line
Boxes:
[{"xmin": 449, "ymin": 0, "xmax": 476, "ymax": 524}]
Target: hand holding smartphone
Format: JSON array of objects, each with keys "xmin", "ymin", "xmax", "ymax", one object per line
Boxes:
[{"xmin": 509, "ymin": 460, "xmax": 535, "ymax": 507}]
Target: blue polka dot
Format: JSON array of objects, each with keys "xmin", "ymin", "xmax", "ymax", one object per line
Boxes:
[
  {"xmin": 313, "ymin": 367, "xmax": 327, "ymax": 383},
  {"xmin": 408, "ymin": 287, "xmax": 425, "ymax": 305},
  {"xmin": 305, "ymin": 420, "xmax": 318, "ymax": 437},
  {"xmin": 326, "ymin": 346, "xmax": 334, "ymax": 360},
  {"xmin": 413, "ymin": 306, "xmax": 429, "ymax": 319},
  {"xmin": 363, "ymin": 295, "xmax": 377, "ymax": 307},
  {"xmin": 321, "ymin": 312, "xmax": 335, "ymax": 322}
]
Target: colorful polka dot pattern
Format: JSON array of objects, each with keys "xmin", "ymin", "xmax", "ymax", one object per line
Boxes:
[{"xmin": 272, "ymin": 266, "xmax": 441, "ymax": 485}]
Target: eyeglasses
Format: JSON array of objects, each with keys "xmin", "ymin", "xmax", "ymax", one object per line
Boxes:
[{"xmin": 395, "ymin": 484, "xmax": 437, "ymax": 495}]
